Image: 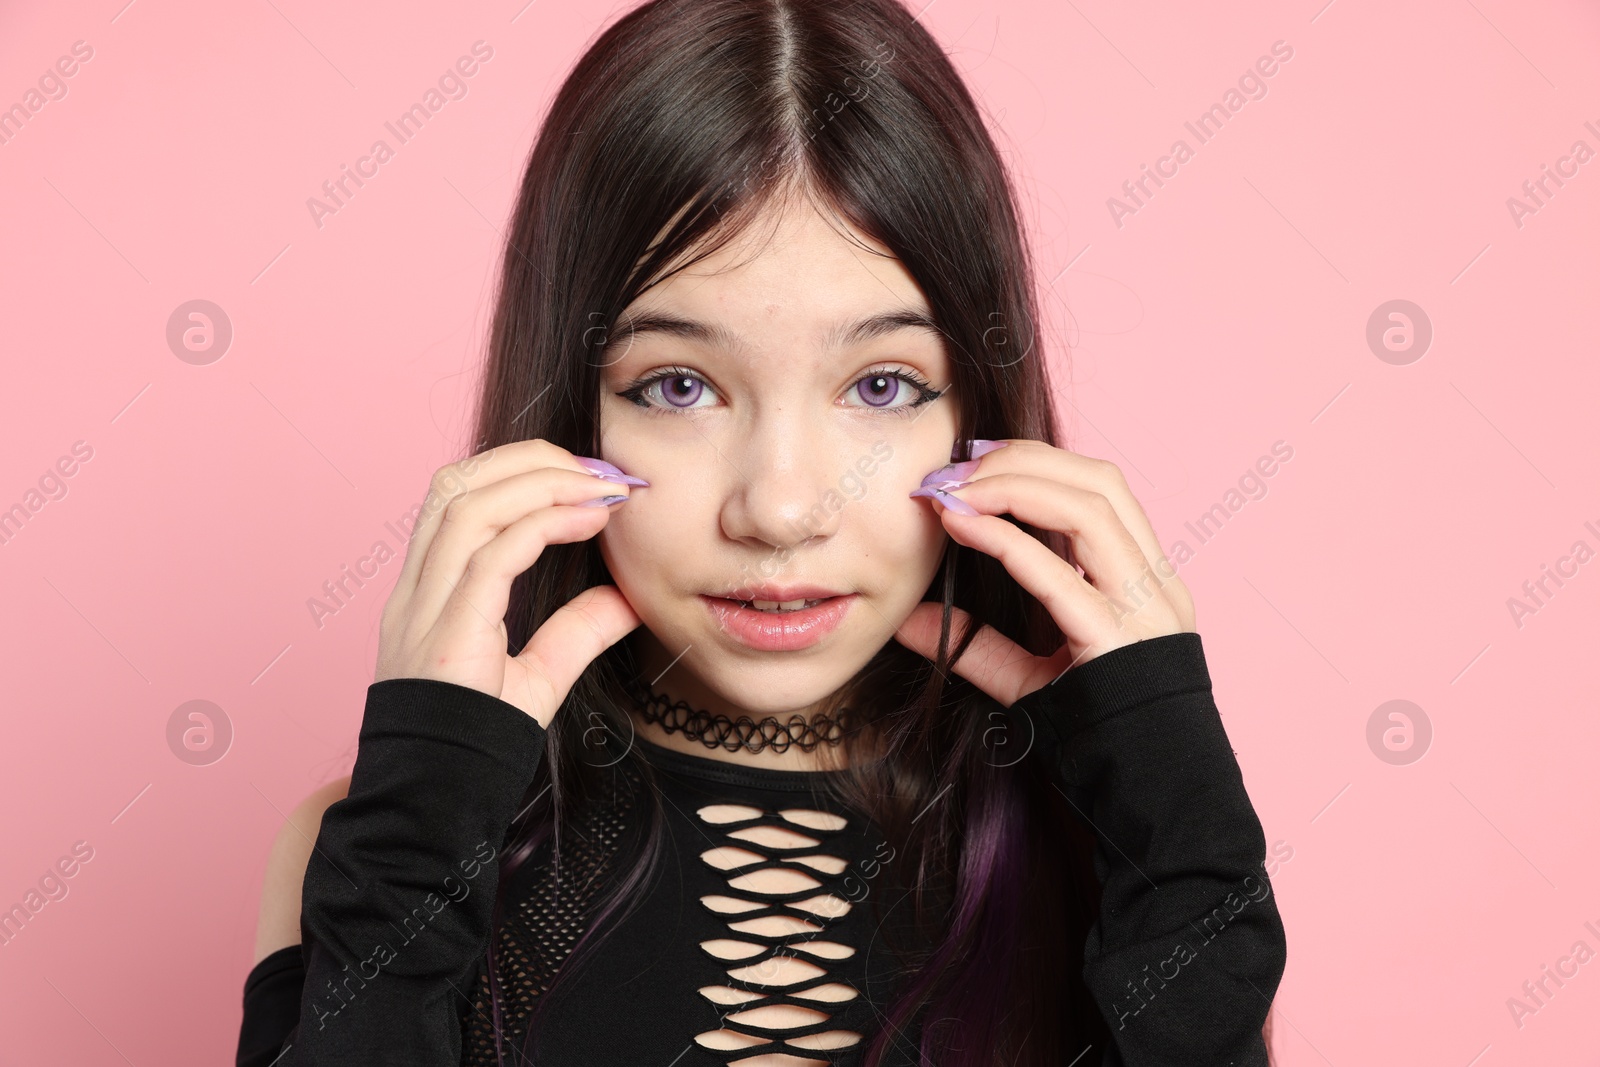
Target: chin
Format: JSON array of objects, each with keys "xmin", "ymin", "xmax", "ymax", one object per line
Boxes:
[{"xmin": 695, "ymin": 659, "xmax": 866, "ymax": 719}]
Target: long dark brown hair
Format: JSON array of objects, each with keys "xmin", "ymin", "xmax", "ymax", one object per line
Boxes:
[{"xmin": 466, "ymin": 1, "xmax": 1268, "ymax": 1063}]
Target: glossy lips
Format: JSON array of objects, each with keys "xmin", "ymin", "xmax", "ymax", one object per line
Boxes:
[
  {"xmin": 712, "ymin": 583, "xmax": 846, "ymax": 602},
  {"xmin": 700, "ymin": 593, "xmax": 857, "ymax": 652}
]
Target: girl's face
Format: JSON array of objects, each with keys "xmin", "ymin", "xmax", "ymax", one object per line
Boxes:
[{"xmin": 596, "ymin": 196, "xmax": 958, "ymax": 720}]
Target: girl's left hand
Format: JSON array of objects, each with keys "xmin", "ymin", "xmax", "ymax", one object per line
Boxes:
[{"xmin": 894, "ymin": 439, "xmax": 1196, "ymax": 708}]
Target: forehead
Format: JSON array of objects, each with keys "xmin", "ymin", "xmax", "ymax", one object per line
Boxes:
[{"xmin": 610, "ymin": 198, "xmax": 941, "ymax": 363}]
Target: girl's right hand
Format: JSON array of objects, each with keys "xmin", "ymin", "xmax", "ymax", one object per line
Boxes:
[{"xmin": 374, "ymin": 439, "xmax": 645, "ymax": 729}]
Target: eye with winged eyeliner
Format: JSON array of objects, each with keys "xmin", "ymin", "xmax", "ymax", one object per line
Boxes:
[
  {"xmin": 614, "ymin": 363, "xmax": 945, "ymax": 416},
  {"xmin": 603, "ymin": 306, "xmax": 949, "ymax": 416}
]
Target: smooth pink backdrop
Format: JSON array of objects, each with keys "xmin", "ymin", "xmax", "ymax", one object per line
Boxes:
[{"xmin": 1, "ymin": 0, "xmax": 1597, "ymax": 1062}]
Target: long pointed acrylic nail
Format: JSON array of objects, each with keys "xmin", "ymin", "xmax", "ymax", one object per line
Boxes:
[
  {"xmin": 909, "ymin": 481, "xmax": 969, "ymax": 499},
  {"xmin": 575, "ymin": 455, "xmax": 649, "ymax": 487},
  {"xmin": 918, "ymin": 459, "xmax": 980, "ymax": 488},
  {"xmin": 576, "ymin": 494, "xmax": 629, "ymax": 507},
  {"xmin": 908, "ymin": 486, "xmax": 979, "ymax": 515}
]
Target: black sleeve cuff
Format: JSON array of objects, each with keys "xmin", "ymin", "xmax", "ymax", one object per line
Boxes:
[
  {"xmin": 1008, "ymin": 631, "xmax": 1213, "ymax": 746},
  {"xmin": 279, "ymin": 676, "xmax": 547, "ymax": 1064},
  {"xmin": 1006, "ymin": 633, "xmax": 1287, "ymax": 1066}
]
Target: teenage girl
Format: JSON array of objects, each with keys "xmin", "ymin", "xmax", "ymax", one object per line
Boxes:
[{"xmin": 237, "ymin": 2, "xmax": 1287, "ymax": 1064}]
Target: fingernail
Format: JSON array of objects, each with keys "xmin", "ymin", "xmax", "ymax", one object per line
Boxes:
[
  {"xmin": 910, "ymin": 482, "xmax": 968, "ymax": 498},
  {"xmin": 918, "ymin": 459, "xmax": 980, "ymax": 488},
  {"xmin": 574, "ymin": 455, "xmax": 649, "ymax": 487},
  {"xmin": 908, "ymin": 483, "xmax": 979, "ymax": 518},
  {"xmin": 909, "ymin": 487, "xmax": 979, "ymax": 515},
  {"xmin": 576, "ymin": 494, "xmax": 629, "ymax": 507},
  {"xmin": 952, "ymin": 439, "xmax": 1009, "ymax": 461}
]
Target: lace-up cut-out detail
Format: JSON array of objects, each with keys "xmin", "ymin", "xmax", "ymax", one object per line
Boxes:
[
  {"xmin": 692, "ymin": 802, "xmax": 862, "ymax": 1067},
  {"xmin": 454, "ymin": 749, "xmax": 903, "ymax": 1067}
]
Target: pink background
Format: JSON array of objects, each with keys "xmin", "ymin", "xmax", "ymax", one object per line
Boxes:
[{"xmin": 2, "ymin": 0, "xmax": 1597, "ymax": 1062}]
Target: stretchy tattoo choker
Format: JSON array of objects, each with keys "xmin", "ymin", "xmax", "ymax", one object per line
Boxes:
[{"xmin": 624, "ymin": 677, "xmax": 852, "ymax": 755}]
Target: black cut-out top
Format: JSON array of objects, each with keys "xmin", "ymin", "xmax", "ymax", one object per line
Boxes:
[{"xmin": 235, "ymin": 632, "xmax": 1287, "ymax": 1067}]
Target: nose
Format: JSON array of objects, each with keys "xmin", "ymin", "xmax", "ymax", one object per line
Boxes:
[{"xmin": 717, "ymin": 412, "xmax": 844, "ymax": 552}]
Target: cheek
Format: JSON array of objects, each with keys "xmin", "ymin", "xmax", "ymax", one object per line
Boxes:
[
  {"xmin": 852, "ymin": 477, "xmax": 948, "ymax": 594},
  {"xmin": 596, "ymin": 477, "xmax": 706, "ymax": 600},
  {"xmin": 596, "ymin": 499, "xmax": 659, "ymax": 599},
  {"xmin": 901, "ymin": 506, "xmax": 950, "ymax": 587},
  {"xmin": 861, "ymin": 435, "xmax": 955, "ymax": 577},
  {"xmin": 596, "ymin": 418, "xmax": 671, "ymax": 597}
]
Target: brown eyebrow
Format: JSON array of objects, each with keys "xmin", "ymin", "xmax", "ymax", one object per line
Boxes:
[{"xmin": 604, "ymin": 307, "xmax": 944, "ymax": 357}]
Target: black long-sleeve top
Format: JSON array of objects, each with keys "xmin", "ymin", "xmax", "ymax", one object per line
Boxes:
[{"xmin": 236, "ymin": 632, "xmax": 1287, "ymax": 1066}]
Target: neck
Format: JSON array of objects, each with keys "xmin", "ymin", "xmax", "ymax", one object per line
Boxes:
[
  {"xmin": 625, "ymin": 683, "xmax": 857, "ymax": 773},
  {"xmin": 626, "ymin": 636, "xmax": 857, "ymax": 772}
]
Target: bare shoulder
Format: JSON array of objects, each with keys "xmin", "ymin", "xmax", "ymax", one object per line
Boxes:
[{"xmin": 252, "ymin": 775, "xmax": 352, "ymax": 967}]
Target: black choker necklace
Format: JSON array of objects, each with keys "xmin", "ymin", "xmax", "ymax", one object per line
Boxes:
[{"xmin": 624, "ymin": 677, "xmax": 852, "ymax": 755}]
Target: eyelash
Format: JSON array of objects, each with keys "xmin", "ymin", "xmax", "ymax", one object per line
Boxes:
[{"xmin": 616, "ymin": 364, "xmax": 944, "ymax": 417}]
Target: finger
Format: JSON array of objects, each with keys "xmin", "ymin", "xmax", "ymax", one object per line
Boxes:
[
  {"xmin": 961, "ymin": 440, "xmax": 1178, "ymax": 588},
  {"xmin": 508, "ymin": 585, "xmax": 642, "ymax": 727},
  {"xmin": 424, "ymin": 502, "xmax": 620, "ymax": 653},
  {"xmin": 932, "ymin": 502, "xmax": 1150, "ymax": 657},
  {"xmin": 391, "ymin": 440, "xmax": 597, "ymax": 610},
  {"xmin": 408, "ymin": 466, "xmax": 634, "ymax": 629},
  {"xmin": 943, "ymin": 472, "xmax": 1173, "ymax": 617},
  {"xmin": 891, "ymin": 601, "xmax": 1050, "ymax": 707}
]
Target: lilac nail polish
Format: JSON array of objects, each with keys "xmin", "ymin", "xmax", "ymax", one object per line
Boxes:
[
  {"xmin": 919, "ymin": 459, "xmax": 980, "ymax": 488},
  {"xmin": 954, "ymin": 439, "xmax": 1010, "ymax": 461},
  {"xmin": 931, "ymin": 488, "xmax": 979, "ymax": 516},
  {"xmin": 575, "ymin": 455, "xmax": 649, "ymax": 487},
  {"xmin": 910, "ymin": 485, "xmax": 979, "ymax": 514},
  {"xmin": 576, "ymin": 494, "xmax": 629, "ymax": 507},
  {"xmin": 910, "ymin": 482, "xmax": 969, "ymax": 498}
]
